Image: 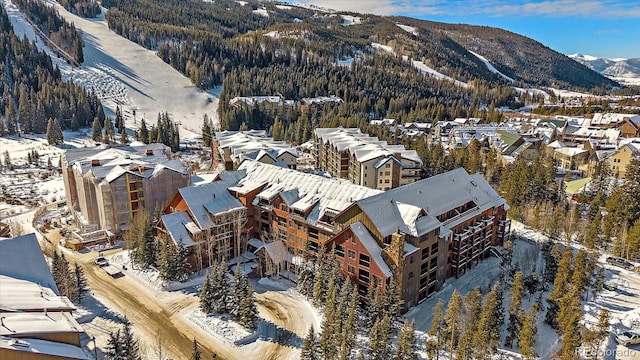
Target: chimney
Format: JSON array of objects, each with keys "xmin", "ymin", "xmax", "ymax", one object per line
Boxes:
[
  {"xmin": 146, "ymin": 149, "xmax": 153, "ymax": 156},
  {"xmin": 91, "ymin": 159, "xmax": 100, "ymax": 166}
]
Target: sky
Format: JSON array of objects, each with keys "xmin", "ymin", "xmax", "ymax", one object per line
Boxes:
[{"xmin": 285, "ymin": 0, "xmax": 640, "ymax": 59}]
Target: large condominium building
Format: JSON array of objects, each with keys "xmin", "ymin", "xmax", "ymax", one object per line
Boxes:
[
  {"xmin": 313, "ymin": 128, "xmax": 422, "ymax": 190},
  {"xmin": 160, "ymin": 160, "xmax": 509, "ymax": 312},
  {"xmin": 62, "ymin": 143, "xmax": 190, "ymax": 233},
  {"xmin": 216, "ymin": 130, "xmax": 298, "ymax": 170}
]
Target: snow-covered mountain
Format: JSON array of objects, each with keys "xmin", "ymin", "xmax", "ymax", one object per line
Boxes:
[{"xmin": 569, "ymin": 54, "xmax": 640, "ymax": 85}]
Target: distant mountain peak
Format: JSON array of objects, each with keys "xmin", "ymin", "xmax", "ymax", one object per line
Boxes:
[{"xmin": 569, "ymin": 53, "xmax": 640, "ymax": 85}]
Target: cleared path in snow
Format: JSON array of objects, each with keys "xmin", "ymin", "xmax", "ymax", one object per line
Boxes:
[{"xmin": 45, "ymin": 0, "xmax": 220, "ymax": 140}]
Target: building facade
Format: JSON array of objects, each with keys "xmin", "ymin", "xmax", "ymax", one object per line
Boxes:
[
  {"xmin": 159, "ymin": 161, "xmax": 510, "ymax": 312},
  {"xmin": 215, "ymin": 130, "xmax": 298, "ymax": 170},
  {"xmin": 314, "ymin": 128, "xmax": 422, "ymax": 190},
  {"xmin": 62, "ymin": 143, "xmax": 190, "ymax": 233}
]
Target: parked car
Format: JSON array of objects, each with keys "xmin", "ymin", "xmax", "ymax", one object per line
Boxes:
[
  {"xmin": 606, "ymin": 257, "xmax": 635, "ymax": 270},
  {"xmin": 616, "ymin": 331, "xmax": 640, "ymax": 346},
  {"xmin": 94, "ymin": 256, "xmax": 109, "ymax": 267}
]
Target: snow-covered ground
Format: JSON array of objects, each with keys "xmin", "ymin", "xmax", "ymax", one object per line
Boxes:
[
  {"xmin": 469, "ymin": 50, "xmax": 515, "ymax": 82},
  {"xmin": 253, "ymin": 7, "xmax": 269, "ymax": 17},
  {"xmin": 371, "ymin": 42, "xmax": 395, "ymax": 54},
  {"xmin": 3, "ymin": 0, "xmax": 221, "ymax": 142},
  {"xmin": 396, "ymin": 23, "xmax": 417, "ymax": 36},
  {"xmin": 402, "ymin": 55, "xmax": 469, "ymax": 88},
  {"xmin": 341, "ymin": 14, "xmax": 361, "ymax": 26}
]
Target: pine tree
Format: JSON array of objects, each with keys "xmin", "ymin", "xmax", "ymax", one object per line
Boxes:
[
  {"xmin": 215, "ymin": 261, "xmax": 229, "ymax": 314},
  {"xmin": 369, "ymin": 315, "xmax": 391, "ymax": 360},
  {"xmin": 506, "ymin": 272, "xmax": 525, "ymax": 347},
  {"xmin": 105, "ymin": 329, "xmax": 122, "ymax": 360},
  {"xmin": 121, "ymin": 127, "xmax": 128, "ymax": 144},
  {"xmin": 444, "ymin": 290, "xmax": 463, "ymax": 358},
  {"xmin": 229, "ymin": 266, "xmax": 243, "ymax": 320},
  {"xmin": 191, "ymin": 338, "xmax": 201, "ymax": 360},
  {"xmin": 301, "ymin": 326, "xmax": 320, "ymax": 360},
  {"xmin": 138, "ymin": 119, "xmax": 149, "ymax": 144},
  {"xmin": 458, "ymin": 288, "xmax": 482, "ymax": 359},
  {"xmin": 200, "ymin": 270, "xmax": 214, "ymax": 314},
  {"xmin": 519, "ymin": 304, "xmax": 538, "ymax": 360},
  {"xmin": 473, "ymin": 282, "xmax": 503, "ymax": 359},
  {"xmin": 367, "ymin": 285, "xmax": 384, "ymax": 328},
  {"xmin": 5, "ymin": 96, "xmax": 17, "ymax": 134},
  {"xmin": 547, "ymin": 246, "xmax": 573, "ymax": 329},
  {"xmin": 319, "ymin": 271, "xmax": 338, "ymax": 358},
  {"xmin": 238, "ymin": 278, "xmax": 258, "ymax": 329},
  {"xmin": 92, "ymin": 117, "xmax": 102, "ymax": 141},
  {"xmin": 312, "ymin": 248, "xmax": 325, "ymax": 307},
  {"xmin": 202, "ymin": 114, "xmax": 212, "ymax": 147},
  {"xmin": 46, "ymin": 118, "xmax": 64, "ymax": 145},
  {"xmin": 427, "ymin": 298, "xmax": 444, "ymax": 360},
  {"xmin": 395, "ymin": 320, "xmax": 417, "ymax": 360},
  {"xmin": 120, "ymin": 316, "xmax": 141, "ymax": 360},
  {"xmin": 340, "ymin": 284, "xmax": 359, "ymax": 358},
  {"xmin": 73, "ymin": 262, "xmax": 88, "ymax": 304},
  {"xmin": 384, "ymin": 276, "xmax": 400, "ymax": 320}
]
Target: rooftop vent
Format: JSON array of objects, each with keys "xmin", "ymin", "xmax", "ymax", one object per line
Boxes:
[
  {"xmin": 91, "ymin": 159, "xmax": 100, "ymax": 166},
  {"xmin": 146, "ymin": 149, "xmax": 154, "ymax": 156}
]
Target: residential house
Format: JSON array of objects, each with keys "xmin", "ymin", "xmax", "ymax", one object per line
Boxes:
[{"xmin": 606, "ymin": 142, "xmax": 640, "ymax": 179}]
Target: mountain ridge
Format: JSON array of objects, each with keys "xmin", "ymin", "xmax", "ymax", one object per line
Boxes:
[{"xmin": 568, "ymin": 53, "xmax": 640, "ymax": 85}]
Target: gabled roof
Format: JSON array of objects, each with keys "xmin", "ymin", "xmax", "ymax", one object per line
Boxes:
[
  {"xmin": 354, "ymin": 168, "xmax": 506, "ymax": 238},
  {"xmin": 0, "ymin": 234, "xmax": 59, "ymax": 294},
  {"xmin": 349, "ymin": 222, "xmax": 392, "ymax": 278},
  {"xmin": 0, "ymin": 276, "xmax": 74, "ymax": 312},
  {"xmin": 230, "ymin": 161, "xmax": 381, "ymax": 226},
  {"xmin": 160, "ymin": 211, "xmax": 195, "ymax": 247},
  {"xmin": 177, "ymin": 178, "xmax": 244, "ymax": 230},
  {"xmin": 0, "ymin": 312, "xmax": 83, "ymax": 337}
]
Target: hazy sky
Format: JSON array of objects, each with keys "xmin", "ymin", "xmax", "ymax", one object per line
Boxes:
[{"xmin": 286, "ymin": 0, "xmax": 640, "ymax": 59}]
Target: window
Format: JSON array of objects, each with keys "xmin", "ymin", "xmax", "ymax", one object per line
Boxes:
[
  {"xmin": 358, "ymin": 269, "xmax": 370, "ymax": 283},
  {"xmin": 408, "ymin": 271, "xmax": 414, "ymax": 279},
  {"xmin": 384, "ymin": 179, "xmax": 390, "ymax": 184},
  {"xmin": 130, "ymin": 192, "xmax": 138, "ymax": 200},
  {"xmin": 350, "ymin": 236, "xmax": 356, "ymax": 244},
  {"xmin": 131, "ymin": 202, "xmax": 139, "ymax": 210},
  {"xmin": 348, "ymin": 265, "xmax": 355, "ymax": 274},
  {"xmin": 335, "ymin": 244, "xmax": 345, "ymax": 257},
  {"xmin": 410, "ymin": 255, "xmax": 415, "ymax": 264},
  {"xmin": 359, "ymin": 253, "xmax": 370, "ymax": 267},
  {"xmin": 348, "ymin": 250, "xmax": 356, "ymax": 259},
  {"xmin": 379, "ymin": 179, "xmax": 383, "ymax": 184},
  {"xmin": 386, "ymin": 163, "xmax": 390, "ymax": 168},
  {"xmin": 385, "ymin": 171, "xmax": 390, "ymax": 176}
]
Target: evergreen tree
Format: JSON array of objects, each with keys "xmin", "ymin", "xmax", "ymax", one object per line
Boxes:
[
  {"xmin": 312, "ymin": 247, "xmax": 325, "ymax": 307},
  {"xmin": 229, "ymin": 266, "xmax": 243, "ymax": 320},
  {"xmin": 301, "ymin": 326, "xmax": 320, "ymax": 360},
  {"xmin": 473, "ymin": 282, "xmax": 503, "ymax": 358},
  {"xmin": 369, "ymin": 315, "xmax": 391, "ymax": 360},
  {"xmin": 200, "ymin": 270, "xmax": 214, "ymax": 314},
  {"xmin": 426, "ymin": 299, "xmax": 444, "ymax": 360},
  {"xmin": 395, "ymin": 320, "xmax": 417, "ymax": 360},
  {"xmin": 46, "ymin": 118, "xmax": 64, "ymax": 145},
  {"xmin": 120, "ymin": 316, "xmax": 141, "ymax": 360},
  {"xmin": 319, "ymin": 271, "xmax": 338, "ymax": 358},
  {"xmin": 238, "ymin": 277, "xmax": 258, "ymax": 329},
  {"xmin": 367, "ymin": 285, "xmax": 384, "ymax": 328},
  {"xmin": 191, "ymin": 338, "xmax": 201, "ymax": 360},
  {"xmin": 519, "ymin": 304, "xmax": 538, "ymax": 360},
  {"xmin": 73, "ymin": 262, "xmax": 88, "ymax": 304},
  {"xmin": 5, "ymin": 96, "xmax": 17, "ymax": 134},
  {"xmin": 18, "ymin": 86, "xmax": 32, "ymax": 133},
  {"xmin": 121, "ymin": 127, "xmax": 128, "ymax": 144},
  {"xmin": 458, "ymin": 288, "xmax": 482, "ymax": 359},
  {"xmin": 340, "ymin": 284, "xmax": 359, "ymax": 358},
  {"xmin": 92, "ymin": 117, "xmax": 101, "ymax": 141},
  {"xmin": 547, "ymin": 246, "xmax": 573, "ymax": 329},
  {"xmin": 138, "ymin": 119, "xmax": 149, "ymax": 144},
  {"xmin": 444, "ymin": 290, "xmax": 463, "ymax": 358},
  {"xmin": 506, "ymin": 272, "xmax": 525, "ymax": 347},
  {"xmin": 202, "ymin": 114, "xmax": 212, "ymax": 147},
  {"xmin": 105, "ymin": 329, "xmax": 122, "ymax": 360},
  {"xmin": 384, "ymin": 276, "xmax": 400, "ymax": 320},
  {"xmin": 215, "ymin": 260, "xmax": 229, "ymax": 314}
]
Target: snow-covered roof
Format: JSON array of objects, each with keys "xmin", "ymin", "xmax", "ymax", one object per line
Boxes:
[
  {"xmin": 231, "ymin": 161, "xmax": 381, "ymax": 226},
  {"xmin": 350, "ymin": 223, "xmax": 392, "ymax": 278},
  {"xmin": 354, "ymin": 168, "xmax": 506, "ymax": 238},
  {"xmin": 0, "ymin": 276, "xmax": 74, "ymax": 312},
  {"xmin": 314, "ymin": 128, "xmax": 422, "ymax": 165},
  {"xmin": 177, "ymin": 178, "xmax": 244, "ymax": 230},
  {"xmin": 261, "ymin": 240, "xmax": 293, "ymax": 265},
  {"xmin": 0, "ymin": 312, "xmax": 84, "ymax": 337},
  {"xmin": 0, "ymin": 337, "xmax": 88, "ymax": 359},
  {"xmin": 591, "ymin": 112, "xmax": 640, "ymax": 126},
  {"xmin": 0, "ymin": 234, "xmax": 59, "ymax": 294},
  {"xmin": 65, "ymin": 143, "xmax": 188, "ymax": 184},
  {"xmin": 216, "ymin": 131, "xmax": 298, "ymax": 162},
  {"xmin": 554, "ymin": 147, "xmax": 588, "ymax": 157},
  {"xmin": 160, "ymin": 211, "xmax": 196, "ymax": 247}
]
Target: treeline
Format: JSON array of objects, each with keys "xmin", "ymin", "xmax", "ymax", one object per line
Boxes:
[
  {"xmin": 51, "ymin": 251, "xmax": 88, "ymax": 304},
  {"xmin": 57, "ymin": 0, "xmax": 101, "ymax": 18},
  {"xmin": 133, "ymin": 112, "xmax": 181, "ymax": 152},
  {"xmin": 218, "ymin": 59, "xmax": 520, "ymax": 136},
  {"xmin": 0, "ymin": 6, "xmax": 104, "ymax": 137},
  {"xmin": 12, "ymin": 0, "xmax": 84, "ymax": 63}
]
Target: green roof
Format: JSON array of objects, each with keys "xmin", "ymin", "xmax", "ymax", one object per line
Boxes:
[
  {"xmin": 496, "ymin": 130, "xmax": 522, "ymax": 147},
  {"xmin": 565, "ymin": 177, "xmax": 591, "ymax": 195}
]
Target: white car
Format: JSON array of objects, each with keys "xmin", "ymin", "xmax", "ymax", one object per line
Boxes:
[
  {"xmin": 94, "ymin": 256, "xmax": 109, "ymax": 267},
  {"xmin": 616, "ymin": 331, "xmax": 640, "ymax": 346}
]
